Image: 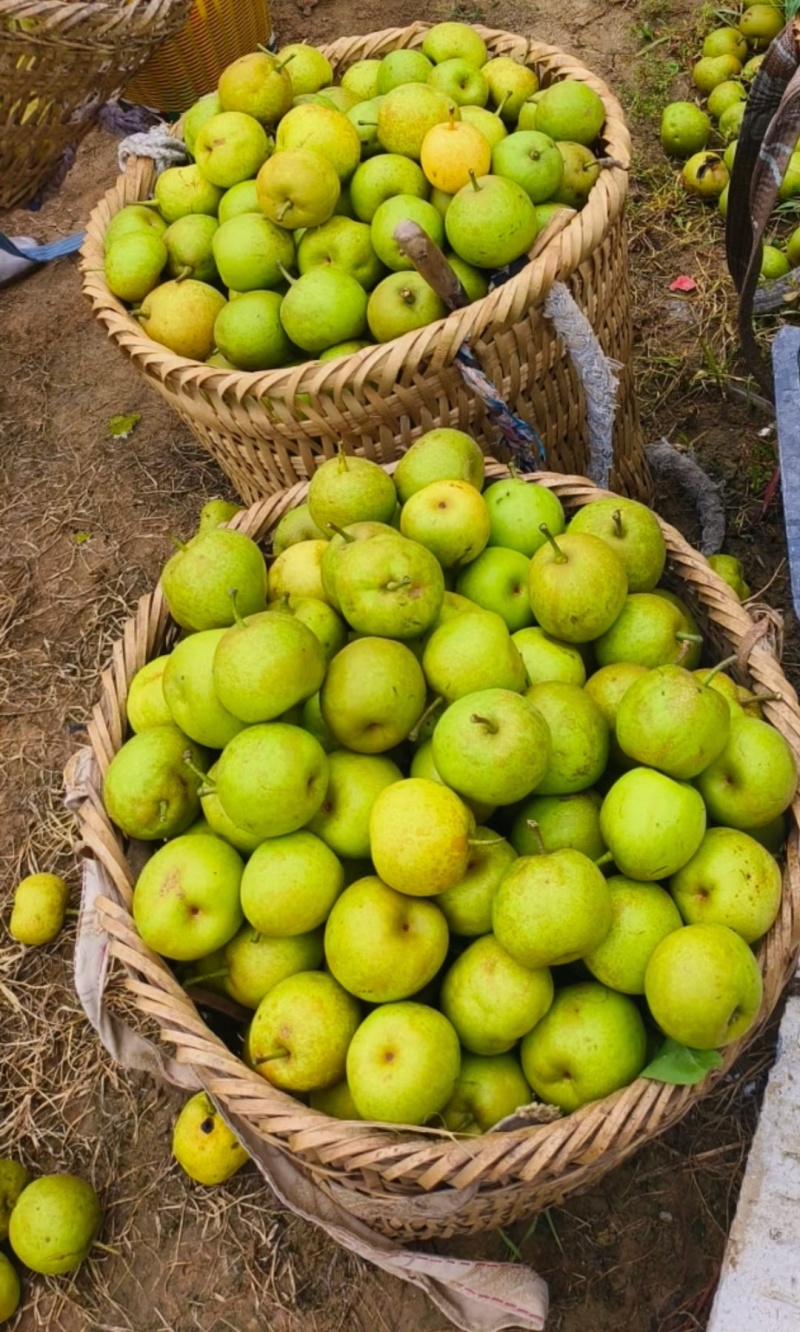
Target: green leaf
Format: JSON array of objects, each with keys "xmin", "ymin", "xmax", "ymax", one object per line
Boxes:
[
  {"xmin": 642, "ymin": 1038, "xmax": 723, "ymax": 1086},
  {"xmin": 108, "ymin": 412, "xmax": 141, "ymax": 438},
  {"xmin": 74, "ymin": 532, "xmax": 92, "ymax": 545}
]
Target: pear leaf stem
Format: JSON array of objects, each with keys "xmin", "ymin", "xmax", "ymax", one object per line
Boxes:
[{"xmin": 539, "ymin": 523, "xmax": 567, "ymax": 563}]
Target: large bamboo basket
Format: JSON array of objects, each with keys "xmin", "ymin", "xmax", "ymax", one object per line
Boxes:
[
  {"xmin": 74, "ymin": 464, "xmax": 800, "ymax": 1242},
  {"xmin": 126, "ymin": 0, "xmax": 273, "ymax": 115},
  {"xmin": 0, "ymin": 0, "xmax": 193, "ymax": 210},
  {"xmin": 81, "ymin": 24, "xmax": 648, "ymax": 506}
]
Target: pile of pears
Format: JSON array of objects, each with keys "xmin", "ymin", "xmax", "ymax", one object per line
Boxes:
[
  {"xmin": 660, "ymin": 0, "xmax": 800, "ymax": 277},
  {"xmin": 102, "ymin": 22, "xmax": 609, "ymax": 370},
  {"xmin": 103, "ymin": 431, "xmax": 797, "ymax": 1135},
  {"xmin": 0, "ymin": 1161, "xmax": 101, "ymax": 1323}
]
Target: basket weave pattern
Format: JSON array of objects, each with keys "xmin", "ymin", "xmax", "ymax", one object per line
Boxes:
[
  {"xmin": 0, "ymin": 0, "xmax": 193, "ymax": 210},
  {"xmin": 75, "ymin": 465, "xmax": 800, "ymax": 1242},
  {"xmin": 81, "ymin": 24, "xmax": 648, "ymax": 505},
  {"xmin": 126, "ymin": 0, "xmax": 272, "ymax": 115}
]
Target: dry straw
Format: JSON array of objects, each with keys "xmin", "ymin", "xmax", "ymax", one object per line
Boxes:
[
  {"xmin": 74, "ymin": 463, "xmax": 800, "ymax": 1242},
  {"xmin": 82, "ymin": 24, "xmax": 649, "ymax": 505},
  {"xmin": 0, "ymin": 0, "xmax": 193, "ymax": 209}
]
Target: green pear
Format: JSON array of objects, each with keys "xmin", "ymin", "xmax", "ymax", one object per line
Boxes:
[
  {"xmin": 256, "ymin": 147, "xmax": 340, "ymax": 229},
  {"xmin": 366, "ymin": 269, "xmax": 448, "ymax": 340},
  {"xmin": 399, "ymin": 479, "xmax": 491, "ymax": 569},
  {"xmin": 695, "ymin": 716, "xmax": 797, "ymax": 829},
  {"xmin": 394, "ymin": 428, "xmax": 485, "ymax": 500},
  {"xmin": 267, "ymin": 540, "xmax": 329, "ymax": 603},
  {"xmin": 310, "ymin": 1079, "xmax": 362, "ymax": 1118},
  {"xmin": 276, "ymin": 103, "xmax": 361, "ymax": 181},
  {"xmin": 9, "ymin": 1175, "xmax": 101, "ymax": 1276},
  {"xmin": 747, "ymin": 813, "xmax": 787, "ymax": 854},
  {"xmin": 738, "ymin": 3, "xmax": 783, "ymax": 50},
  {"xmin": 213, "ymin": 290, "xmax": 295, "ymax": 371},
  {"xmin": 171, "ymin": 1092, "xmax": 248, "ymax": 1185},
  {"xmin": 324, "ymin": 875, "xmax": 449, "ymax": 1001},
  {"xmin": 454, "ymin": 545, "xmax": 534, "ymax": 631},
  {"xmin": 307, "ymin": 750, "xmax": 402, "ymax": 858},
  {"xmin": 272, "ymin": 501, "xmax": 327, "ymax": 554},
  {"xmin": 309, "ymin": 454, "xmax": 397, "ymax": 531},
  {"xmin": 320, "ymin": 637, "xmax": 426, "ymax": 752},
  {"xmin": 240, "ymin": 830, "xmax": 344, "ymax": 935},
  {"xmin": 194, "ymin": 498, "xmax": 243, "ymax": 537},
  {"xmin": 249, "ymin": 971, "xmax": 361, "ymax": 1091},
  {"xmin": 162, "ymin": 629, "xmax": 245, "ymax": 748},
  {"xmin": 183, "ymin": 90, "xmax": 224, "ymax": 155},
  {"xmin": 644, "ymin": 923, "xmax": 763, "ymax": 1049},
  {"xmin": 583, "ymin": 662, "xmax": 648, "ymax": 764},
  {"xmin": 194, "ymin": 111, "xmax": 270, "ymax": 187},
  {"xmin": 422, "ymin": 610, "xmax": 526, "ymax": 701},
  {"xmin": 492, "ymin": 849, "xmax": 612, "ymax": 969},
  {"xmin": 218, "ymin": 51, "xmax": 293, "ymax": 124},
  {"xmin": 280, "ymin": 266, "xmax": 369, "ymax": 353},
  {"xmin": 660, "ymin": 101, "xmax": 711, "ymax": 158},
  {"xmin": 217, "ymin": 177, "xmax": 261, "ymax": 224},
  {"xmin": 214, "ymin": 723, "xmax": 329, "ymax": 839},
  {"xmin": 551, "ymin": 141, "xmax": 600, "ymax": 207},
  {"xmin": 440, "ymin": 1052, "xmax": 532, "ymax": 1134},
  {"xmin": 347, "ymin": 96, "xmax": 384, "ymax": 158},
  {"xmin": 692, "ymin": 54, "xmax": 743, "ymax": 95},
  {"xmin": 137, "ymin": 277, "xmax": 227, "ymax": 360},
  {"xmin": 599, "ymin": 767, "xmax": 707, "ymax": 880},
  {"xmin": 511, "ymin": 627, "xmax": 585, "ymax": 687},
  {"xmin": 9, "ymin": 873, "xmax": 69, "ymax": 946},
  {"xmin": 649, "ymin": 589, "xmax": 703, "ymax": 667},
  {"xmin": 524, "ymin": 681, "xmax": 609, "ymax": 794},
  {"xmin": 277, "ymin": 42, "xmax": 333, "ymax": 96},
  {"xmin": 0, "ymin": 1160, "xmax": 31, "ymax": 1242},
  {"xmin": 704, "ymin": 26, "xmax": 749, "ymax": 60},
  {"xmin": 103, "ymin": 724, "xmax": 207, "ymax": 840},
  {"xmin": 297, "ymin": 215, "xmax": 385, "ymax": 289},
  {"xmin": 104, "ymin": 203, "xmax": 168, "ymax": 252},
  {"xmin": 377, "ymin": 83, "xmax": 454, "ymax": 159},
  {"xmin": 200, "ymin": 761, "xmax": 263, "ymax": 853},
  {"xmin": 566, "ymin": 497, "xmax": 666, "ymax": 592},
  {"xmin": 528, "ymin": 530, "xmax": 628, "ymax": 643},
  {"xmin": 302, "ymin": 691, "xmax": 338, "ymax": 752},
  {"xmin": 346, "ymin": 1001, "xmax": 460, "ymax": 1124},
  {"xmin": 350, "ymin": 153, "xmax": 430, "ymax": 223},
  {"xmin": 163, "ymin": 213, "xmax": 218, "ymax": 284},
  {"xmin": 429, "ymin": 58, "xmax": 489, "ymax": 109},
  {"xmin": 376, "ymin": 48, "xmax": 433, "ymax": 94},
  {"xmin": 432, "ymin": 687, "xmax": 552, "ymax": 805},
  {"xmin": 154, "ymin": 165, "xmax": 223, "ymax": 223},
  {"xmin": 370, "ymin": 193, "xmax": 445, "ymax": 271},
  {"xmin": 440, "ymin": 934, "xmax": 554, "ymax": 1054},
  {"xmin": 341, "ymin": 58, "xmax": 381, "ymax": 101},
  {"xmin": 104, "ymin": 230, "xmax": 167, "ymax": 302},
  {"xmin": 369, "ymin": 777, "xmax": 473, "ymax": 896},
  {"xmin": 483, "ymin": 477, "xmax": 565, "ymax": 556},
  {"xmin": 321, "ymin": 519, "xmax": 396, "ymax": 606},
  {"xmin": 409, "ymin": 740, "xmax": 495, "ymax": 824},
  {"xmin": 161, "ymin": 527, "xmax": 267, "ymax": 632},
  {"xmin": 583, "ymin": 878, "xmax": 683, "ymax": 993},
  {"xmin": 218, "ymin": 927, "xmax": 324, "ymax": 1006},
  {"xmin": 435, "ymin": 831, "xmax": 516, "ymax": 935},
  {"xmin": 534, "ymin": 80, "xmax": 605, "ymax": 145},
  {"xmin": 423, "ymin": 21, "xmax": 488, "ymax": 67},
  {"xmin": 520, "ymin": 982, "xmax": 647, "ymax": 1112},
  {"xmin": 707, "ymin": 553, "xmax": 751, "ymax": 600},
  {"xmin": 446, "ymin": 250, "xmax": 489, "ymax": 300},
  {"xmin": 445, "ymin": 173, "xmax": 538, "ymax": 268},
  {"xmin": 333, "ymin": 532, "xmax": 445, "ymax": 638},
  {"xmin": 211, "ymin": 213, "xmax": 295, "ymax": 292},
  {"xmin": 510, "ymin": 791, "xmax": 605, "ymax": 859},
  {"xmin": 483, "ymin": 56, "xmax": 539, "ymax": 122},
  {"xmin": 491, "ymin": 130, "xmax": 563, "ymax": 203},
  {"xmin": 0, "ymin": 1255, "xmax": 19, "ymax": 1322},
  {"xmin": 615, "ymin": 663, "xmax": 731, "ymax": 779},
  {"xmin": 266, "ymin": 594, "xmax": 346, "ymax": 664},
  {"xmin": 132, "ymin": 834, "xmax": 244, "ymax": 960},
  {"xmin": 212, "ymin": 608, "xmax": 326, "ymax": 723},
  {"xmin": 594, "ymin": 591, "xmax": 702, "ymax": 668},
  {"xmin": 708, "ymin": 81, "xmax": 746, "ymax": 120},
  {"xmin": 460, "ymin": 104, "xmax": 508, "ymax": 148},
  {"xmin": 669, "ymin": 826, "xmax": 782, "ymax": 943}
]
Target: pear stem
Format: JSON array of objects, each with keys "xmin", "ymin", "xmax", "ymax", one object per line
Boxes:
[
  {"xmin": 507, "ymin": 459, "xmax": 519, "ymax": 480},
  {"xmin": 409, "ymin": 694, "xmax": 443, "ymax": 743},
  {"xmin": 700, "ymin": 653, "xmax": 738, "ymax": 685},
  {"xmin": 229, "ymin": 587, "xmax": 246, "ymax": 628},
  {"xmin": 468, "ymin": 834, "xmax": 505, "ymax": 846},
  {"xmin": 448, "ymin": 108, "xmax": 458, "ymax": 130},
  {"xmin": 741, "ymin": 690, "xmax": 783, "ymax": 704},
  {"xmin": 327, "ymin": 523, "xmax": 356, "ymax": 542},
  {"xmin": 595, "ymin": 851, "xmax": 614, "ymax": 867},
  {"xmin": 357, "ymin": 119, "xmax": 379, "ymax": 127},
  {"xmin": 539, "ymin": 523, "xmax": 567, "ymax": 563},
  {"xmin": 470, "ymin": 713, "xmax": 498, "ymax": 734},
  {"xmin": 495, "ymin": 90, "xmax": 512, "ymax": 119},
  {"xmin": 277, "ymin": 259, "xmax": 295, "ymax": 280},
  {"xmin": 174, "ymin": 265, "xmax": 192, "ymax": 283},
  {"xmin": 612, "ymin": 509, "xmax": 624, "ymax": 539},
  {"xmin": 676, "ymin": 632, "xmax": 703, "ymax": 644},
  {"xmin": 400, "ymin": 286, "xmax": 415, "ymax": 304},
  {"xmin": 183, "ymin": 750, "xmax": 213, "ymax": 791},
  {"xmin": 385, "ymin": 576, "xmax": 412, "ymax": 592},
  {"xmin": 257, "ymin": 1050, "xmax": 291, "ymax": 1063},
  {"xmin": 275, "ymin": 53, "xmax": 296, "ymax": 70},
  {"xmin": 468, "ymin": 168, "xmax": 481, "ymax": 192},
  {"xmin": 169, "ymin": 535, "xmax": 188, "ymax": 552},
  {"xmin": 64, "ymin": 908, "xmax": 79, "ymax": 917},
  {"xmin": 184, "ymin": 968, "xmax": 229, "ymax": 987},
  {"xmin": 92, "ymin": 1242, "xmax": 123, "ymax": 1257},
  {"xmin": 525, "ymin": 819, "xmax": 546, "ymax": 854},
  {"xmin": 158, "ymin": 799, "xmax": 168, "ymax": 824}
]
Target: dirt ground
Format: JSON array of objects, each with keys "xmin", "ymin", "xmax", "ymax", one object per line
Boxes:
[{"xmin": 1, "ymin": 0, "xmax": 797, "ymax": 1328}]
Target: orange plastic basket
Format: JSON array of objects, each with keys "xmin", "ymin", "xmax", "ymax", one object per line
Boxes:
[{"xmin": 125, "ymin": 0, "xmax": 272, "ymax": 113}]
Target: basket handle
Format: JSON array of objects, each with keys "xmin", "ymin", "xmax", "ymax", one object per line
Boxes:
[{"xmin": 726, "ymin": 19, "xmax": 800, "ymax": 398}]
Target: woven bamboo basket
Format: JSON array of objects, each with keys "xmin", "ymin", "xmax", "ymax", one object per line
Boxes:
[
  {"xmin": 126, "ymin": 0, "xmax": 272, "ymax": 115},
  {"xmin": 82, "ymin": 23, "xmax": 649, "ymax": 506},
  {"xmin": 0, "ymin": 0, "xmax": 193, "ymax": 210},
  {"xmin": 74, "ymin": 463, "xmax": 800, "ymax": 1242}
]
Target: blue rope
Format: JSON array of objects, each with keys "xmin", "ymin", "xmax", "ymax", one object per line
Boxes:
[{"xmin": 0, "ymin": 231, "xmax": 85, "ymax": 262}]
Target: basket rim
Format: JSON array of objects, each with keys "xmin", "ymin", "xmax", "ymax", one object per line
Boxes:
[
  {"xmin": 75, "ymin": 463, "xmax": 800, "ymax": 1205},
  {"xmin": 80, "ymin": 22, "xmax": 631, "ymax": 408}
]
